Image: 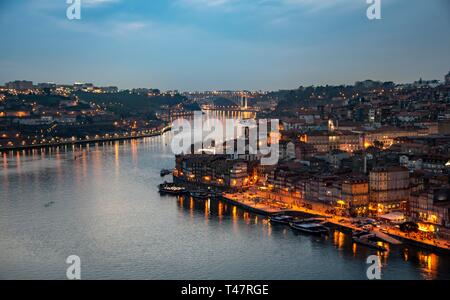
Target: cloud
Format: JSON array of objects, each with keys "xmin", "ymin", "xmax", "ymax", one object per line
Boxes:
[
  {"xmin": 176, "ymin": 0, "xmax": 234, "ymax": 8},
  {"xmin": 56, "ymin": 18, "xmax": 149, "ymax": 37},
  {"xmin": 113, "ymin": 21, "xmax": 147, "ymax": 34},
  {"xmin": 176, "ymin": 0, "xmax": 360, "ymax": 11},
  {"xmin": 82, "ymin": 0, "xmax": 120, "ymax": 7}
]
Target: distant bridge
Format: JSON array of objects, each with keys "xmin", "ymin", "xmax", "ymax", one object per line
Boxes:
[
  {"xmin": 201, "ymin": 104, "xmax": 260, "ymax": 112},
  {"xmin": 189, "ymin": 92, "xmax": 259, "ymax": 112}
]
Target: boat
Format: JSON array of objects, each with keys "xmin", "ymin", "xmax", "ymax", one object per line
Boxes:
[
  {"xmin": 44, "ymin": 201, "xmax": 55, "ymax": 208},
  {"xmin": 209, "ymin": 191, "xmax": 222, "ymax": 198},
  {"xmin": 158, "ymin": 183, "xmax": 186, "ymax": 195},
  {"xmin": 189, "ymin": 189, "xmax": 210, "ymax": 199},
  {"xmin": 269, "ymin": 214, "xmax": 296, "ymax": 225},
  {"xmin": 160, "ymin": 169, "xmax": 171, "ymax": 177},
  {"xmin": 352, "ymin": 231, "xmax": 387, "ymax": 251},
  {"xmin": 290, "ymin": 219, "xmax": 330, "ymax": 235},
  {"xmin": 352, "ymin": 230, "xmax": 373, "ymax": 238},
  {"xmin": 294, "ymin": 217, "xmax": 327, "ymax": 223},
  {"xmin": 353, "ymin": 237, "xmax": 387, "ymax": 251}
]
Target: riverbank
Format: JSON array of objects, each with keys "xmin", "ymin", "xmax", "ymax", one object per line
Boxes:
[
  {"xmin": 221, "ymin": 193, "xmax": 282, "ymax": 215},
  {"xmin": 3, "ymin": 134, "xmax": 449, "ymax": 279},
  {"xmin": 0, "ymin": 126, "xmax": 172, "ymax": 153},
  {"xmin": 221, "ymin": 192, "xmax": 450, "ymax": 255}
]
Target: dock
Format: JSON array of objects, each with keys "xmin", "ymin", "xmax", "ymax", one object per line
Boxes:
[
  {"xmin": 220, "ymin": 192, "xmax": 450, "ymax": 254},
  {"xmin": 221, "ymin": 193, "xmax": 282, "ymax": 216},
  {"xmin": 373, "ymin": 231, "xmax": 402, "ymax": 245}
]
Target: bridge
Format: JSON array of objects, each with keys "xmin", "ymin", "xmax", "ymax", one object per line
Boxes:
[
  {"xmin": 188, "ymin": 92, "xmax": 260, "ymax": 113},
  {"xmin": 201, "ymin": 104, "xmax": 260, "ymax": 112}
]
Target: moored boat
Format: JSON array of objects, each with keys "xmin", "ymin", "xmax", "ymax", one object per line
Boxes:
[
  {"xmin": 209, "ymin": 191, "xmax": 222, "ymax": 198},
  {"xmin": 160, "ymin": 169, "xmax": 172, "ymax": 177},
  {"xmin": 290, "ymin": 220, "xmax": 330, "ymax": 235},
  {"xmin": 352, "ymin": 231, "xmax": 387, "ymax": 251},
  {"xmin": 189, "ymin": 189, "xmax": 210, "ymax": 199},
  {"xmin": 269, "ymin": 214, "xmax": 296, "ymax": 225},
  {"xmin": 158, "ymin": 183, "xmax": 186, "ymax": 195}
]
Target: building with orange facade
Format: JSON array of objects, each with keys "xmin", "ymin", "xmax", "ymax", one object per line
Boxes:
[
  {"xmin": 369, "ymin": 166, "xmax": 410, "ymax": 214},
  {"xmin": 341, "ymin": 177, "xmax": 369, "ymax": 216}
]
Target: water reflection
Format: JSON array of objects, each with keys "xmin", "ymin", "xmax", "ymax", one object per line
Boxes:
[
  {"xmin": 176, "ymin": 195, "xmax": 264, "ymax": 229},
  {"xmin": 173, "ymin": 194, "xmax": 448, "ymax": 279},
  {"xmin": 1, "ymin": 133, "xmax": 449, "ymax": 279},
  {"xmin": 416, "ymin": 251, "xmax": 439, "ymax": 280},
  {"xmin": 333, "ymin": 230, "xmax": 346, "ymax": 250}
]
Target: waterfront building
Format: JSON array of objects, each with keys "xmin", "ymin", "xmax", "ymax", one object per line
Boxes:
[
  {"xmin": 304, "ymin": 175, "xmax": 339, "ymax": 206},
  {"xmin": 267, "ymin": 164, "xmax": 303, "ymax": 192},
  {"xmin": 341, "ymin": 176, "xmax": 369, "ymax": 216},
  {"xmin": 369, "ymin": 166, "xmax": 410, "ymax": 214},
  {"xmin": 409, "ymin": 188, "xmax": 450, "ymax": 240},
  {"xmin": 230, "ymin": 161, "xmax": 248, "ymax": 189},
  {"xmin": 174, "ymin": 154, "xmax": 250, "ymax": 190}
]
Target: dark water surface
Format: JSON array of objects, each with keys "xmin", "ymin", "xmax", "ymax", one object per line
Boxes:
[{"xmin": 1, "ymin": 134, "xmax": 449, "ymax": 279}]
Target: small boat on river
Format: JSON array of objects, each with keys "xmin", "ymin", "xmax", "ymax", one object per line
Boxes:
[
  {"xmin": 158, "ymin": 183, "xmax": 186, "ymax": 195},
  {"xmin": 160, "ymin": 169, "xmax": 172, "ymax": 177},
  {"xmin": 189, "ymin": 189, "xmax": 210, "ymax": 199},
  {"xmin": 352, "ymin": 231, "xmax": 387, "ymax": 251},
  {"xmin": 290, "ymin": 219, "xmax": 329, "ymax": 235},
  {"xmin": 269, "ymin": 214, "xmax": 296, "ymax": 225}
]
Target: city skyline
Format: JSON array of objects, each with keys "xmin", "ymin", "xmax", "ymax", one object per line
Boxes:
[
  {"xmin": 0, "ymin": 0, "xmax": 449, "ymax": 91},
  {"xmin": 2, "ymin": 71, "xmax": 449, "ymax": 93}
]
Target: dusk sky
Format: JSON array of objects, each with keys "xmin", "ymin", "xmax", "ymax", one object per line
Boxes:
[{"xmin": 0, "ymin": 0, "xmax": 449, "ymax": 91}]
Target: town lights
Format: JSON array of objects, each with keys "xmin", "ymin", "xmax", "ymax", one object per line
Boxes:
[{"xmin": 418, "ymin": 223, "xmax": 436, "ymax": 233}]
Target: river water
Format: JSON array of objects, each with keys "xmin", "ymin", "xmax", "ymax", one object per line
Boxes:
[{"xmin": 0, "ymin": 131, "xmax": 449, "ymax": 279}]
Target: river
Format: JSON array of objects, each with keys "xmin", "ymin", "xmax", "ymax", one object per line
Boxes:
[{"xmin": 0, "ymin": 131, "xmax": 449, "ymax": 279}]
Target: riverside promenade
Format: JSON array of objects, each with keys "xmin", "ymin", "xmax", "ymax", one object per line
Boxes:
[
  {"xmin": 0, "ymin": 126, "xmax": 172, "ymax": 153},
  {"xmin": 221, "ymin": 191, "xmax": 450, "ymax": 254}
]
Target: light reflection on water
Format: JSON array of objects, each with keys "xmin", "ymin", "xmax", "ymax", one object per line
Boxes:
[{"xmin": 0, "ymin": 133, "xmax": 449, "ymax": 280}]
